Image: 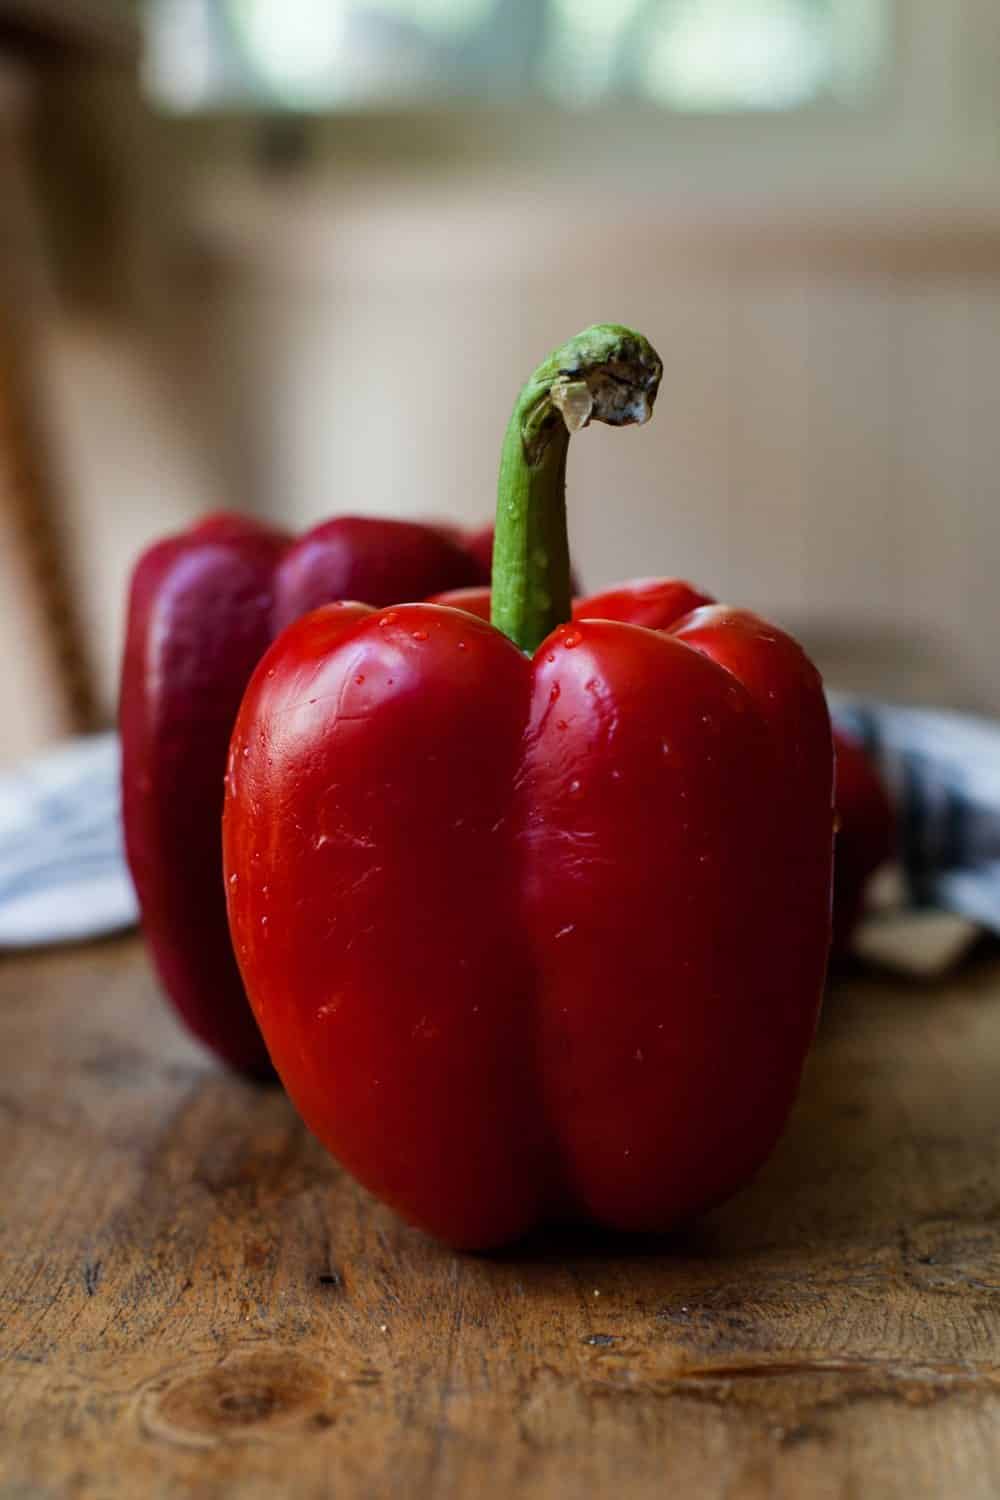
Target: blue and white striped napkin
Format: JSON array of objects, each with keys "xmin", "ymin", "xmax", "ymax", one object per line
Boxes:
[
  {"xmin": 832, "ymin": 700, "xmax": 1000, "ymax": 936},
  {"xmin": 829, "ymin": 700, "xmax": 1000, "ymax": 974},
  {"xmin": 0, "ymin": 707, "xmax": 997, "ymax": 962},
  {"xmin": 0, "ymin": 732, "xmax": 137, "ymax": 949}
]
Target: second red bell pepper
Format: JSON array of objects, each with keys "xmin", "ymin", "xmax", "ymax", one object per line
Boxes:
[
  {"xmin": 223, "ymin": 326, "xmax": 835, "ymax": 1247},
  {"xmin": 121, "ymin": 513, "xmax": 487, "ymax": 1073}
]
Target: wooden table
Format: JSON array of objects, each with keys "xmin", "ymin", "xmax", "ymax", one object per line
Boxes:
[{"xmin": 2, "ymin": 937, "xmax": 999, "ymax": 1498}]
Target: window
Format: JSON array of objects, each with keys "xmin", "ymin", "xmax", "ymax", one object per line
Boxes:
[{"xmin": 145, "ymin": 0, "xmax": 892, "ymax": 114}]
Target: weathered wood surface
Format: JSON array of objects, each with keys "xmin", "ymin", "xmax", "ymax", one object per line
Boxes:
[{"xmin": 2, "ymin": 936, "xmax": 1000, "ymax": 1499}]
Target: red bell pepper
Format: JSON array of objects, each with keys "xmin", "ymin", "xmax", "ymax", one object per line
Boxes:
[
  {"xmin": 432, "ymin": 586, "xmax": 893, "ymax": 959},
  {"xmin": 120, "ymin": 513, "xmax": 487, "ymax": 1073},
  {"xmin": 829, "ymin": 727, "xmax": 895, "ymax": 957},
  {"xmin": 223, "ymin": 326, "xmax": 835, "ymax": 1246}
]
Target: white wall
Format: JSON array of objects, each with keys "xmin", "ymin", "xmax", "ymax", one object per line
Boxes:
[
  {"xmin": 34, "ymin": 0, "xmax": 1000, "ymax": 728},
  {"xmin": 154, "ymin": 175, "xmax": 999, "ymax": 714}
]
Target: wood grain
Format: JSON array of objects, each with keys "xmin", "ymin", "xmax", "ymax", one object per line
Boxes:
[{"xmin": 2, "ymin": 937, "xmax": 1000, "ymax": 1498}]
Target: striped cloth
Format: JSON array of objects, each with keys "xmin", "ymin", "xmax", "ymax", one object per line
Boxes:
[
  {"xmin": 832, "ymin": 699, "xmax": 1000, "ymax": 937},
  {"xmin": 0, "ymin": 707, "xmax": 997, "ymax": 952},
  {"xmin": 0, "ymin": 733, "xmax": 136, "ymax": 948}
]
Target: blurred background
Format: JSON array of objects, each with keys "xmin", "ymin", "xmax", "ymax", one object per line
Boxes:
[{"xmin": 2, "ymin": 0, "xmax": 998, "ymax": 767}]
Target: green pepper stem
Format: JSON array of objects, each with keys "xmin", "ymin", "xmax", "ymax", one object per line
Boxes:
[{"xmin": 490, "ymin": 324, "xmax": 663, "ymax": 654}]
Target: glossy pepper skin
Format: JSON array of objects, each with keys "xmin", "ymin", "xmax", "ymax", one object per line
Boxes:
[
  {"xmin": 223, "ymin": 327, "xmax": 835, "ymax": 1248},
  {"xmin": 829, "ymin": 728, "xmax": 895, "ymax": 958},
  {"xmin": 120, "ymin": 512, "xmax": 487, "ymax": 1073},
  {"xmin": 435, "ymin": 582, "xmax": 889, "ymax": 960}
]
